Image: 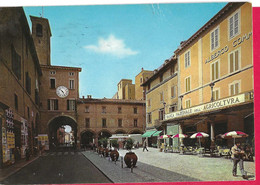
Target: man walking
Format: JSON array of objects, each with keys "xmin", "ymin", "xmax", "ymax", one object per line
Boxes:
[
  {"xmin": 231, "ymin": 141, "xmax": 248, "ymax": 179},
  {"xmin": 143, "ymin": 139, "xmax": 148, "ymax": 152}
]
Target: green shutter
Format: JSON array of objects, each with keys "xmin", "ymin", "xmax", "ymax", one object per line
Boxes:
[
  {"xmin": 235, "ymin": 50, "xmax": 239, "ymax": 71},
  {"xmin": 230, "ymin": 53, "xmax": 234, "ymax": 73}
]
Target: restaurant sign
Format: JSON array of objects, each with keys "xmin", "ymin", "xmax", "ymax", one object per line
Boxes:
[{"xmin": 165, "ymin": 94, "xmax": 246, "ymax": 120}]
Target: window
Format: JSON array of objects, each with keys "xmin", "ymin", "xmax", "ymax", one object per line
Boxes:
[
  {"xmin": 159, "ymin": 75, "xmax": 163, "ymax": 82},
  {"xmin": 140, "ymin": 78, "xmax": 143, "ymax": 83},
  {"xmin": 27, "ymin": 106, "xmax": 30, "ymax": 119},
  {"xmin": 14, "ymin": 94, "xmax": 18, "ymax": 111},
  {"xmin": 50, "ymin": 78, "xmax": 55, "ymax": 89},
  {"xmin": 11, "ymin": 45, "xmax": 21, "ymax": 80},
  {"xmin": 170, "ymin": 66, "xmax": 175, "ymax": 75},
  {"xmin": 211, "ymin": 60, "xmax": 220, "ymax": 81},
  {"xmin": 69, "ymin": 72, "xmax": 74, "ymax": 76},
  {"xmin": 102, "ymin": 106, "xmax": 106, "ymax": 113},
  {"xmin": 160, "ymin": 92, "xmax": 164, "ymax": 102},
  {"xmin": 171, "ymin": 86, "xmax": 176, "ymax": 98},
  {"xmin": 211, "ymin": 27, "xmax": 219, "ymax": 51},
  {"xmin": 26, "ymin": 72, "xmax": 31, "ymax": 95},
  {"xmin": 118, "ymin": 107, "xmax": 122, "ymax": 113},
  {"xmin": 134, "ymin": 119, "xmax": 138, "ymax": 127},
  {"xmin": 213, "ymin": 89, "xmax": 220, "ymax": 101},
  {"xmin": 69, "ymin": 79, "xmax": 75, "ymax": 89},
  {"xmin": 184, "ymin": 51, "xmax": 191, "ymax": 68},
  {"xmin": 102, "ymin": 118, "xmax": 106, "ymax": 128},
  {"xmin": 169, "ymin": 104, "xmax": 177, "ymax": 113},
  {"xmin": 230, "ymin": 81, "xmax": 240, "ymax": 96},
  {"xmin": 48, "ymin": 99, "xmax": 58, "ymax": 110},
  {"xmin": 36, "ymin": 24, "xmax": 43, "ymax": 37},
  {"xmin": 134, "ymin": 107, "xmax": 137, "ymax": 114},
  {"xmin": 118, "ymin": 119, "xmax": 122, "ymax": 127},
  {"xmin": 147, "ymin": 99, "xmax": 151, "ymax": 107},
  {"xmin": 85, "ymin": 106, "xmax": 89, "ymax": 113},
  {"xmin": 50, "ymin": 71, "xmax": 56, "ymax": 75},
  {"xmin": 85, "ymin": 118, "xmax": 90, "ymax": 128},
  {"xmin": 159, "ymin": 109, "xmax": 164, "ymax": 120},
  {"xmin": 147, "ymin": 113, "xmax": 152, "ymax": 123},
  {"xmin": 185, "ymin": 99, "xmax": 191, "ymax": 109},
  {"xmin": 185, "ymin": 77, "xmax": 191, "ymax": 92},
  {"xmin": 67, "ymin": 100, "xmax": 76, "ymax": 111},
  {"xmin": 229, "ymin": 10, "xmax": 240, "ymax": 39},
  {"xmin": 229, "ymin": 49, "xmax": 240, "ymax": 73}
]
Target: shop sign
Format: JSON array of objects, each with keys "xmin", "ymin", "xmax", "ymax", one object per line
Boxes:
[{"xmin": 165, "ymin": 94, "xmax": 245, "ymax": 120}]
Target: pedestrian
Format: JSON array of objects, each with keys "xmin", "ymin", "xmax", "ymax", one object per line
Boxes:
[
  {"xmin": 25, "ymin": 147, "xmax": 30, "ymax": 161},
  {"xmin": 143, "ymin": 139, "xmax": 148, "ymax": 152},
  {"xmin": 231, "ymin": 141, "xmax": 248, "ymax": 179}
]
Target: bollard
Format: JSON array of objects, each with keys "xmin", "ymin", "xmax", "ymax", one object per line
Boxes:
[
  {"xmin": 131, "ymin": 159, "xmax": 133, "ymax": 173},
  {"xmin": 114, "ymin": 154, "xmax": 116, "ymax": 164},
  {"xmin": 121, "ymin": 156, "xmax": 123, "ymax": 168}
]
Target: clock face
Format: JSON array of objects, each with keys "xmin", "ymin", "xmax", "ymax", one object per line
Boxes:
[{"xmin": 56, "ymin": 86, "xmax": 69, "ymax": 98}]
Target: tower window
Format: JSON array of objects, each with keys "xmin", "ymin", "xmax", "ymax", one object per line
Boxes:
[{"xmin": 36, "ymin": 24, "xmax": 43, "ymax": 37}]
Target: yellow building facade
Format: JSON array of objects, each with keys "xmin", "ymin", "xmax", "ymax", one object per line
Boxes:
[{"xmin": 165, "ymin": 2, "xmax": 253, "ymax": 148}]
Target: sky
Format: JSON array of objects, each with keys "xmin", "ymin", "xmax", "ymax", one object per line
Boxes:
[{"xmin": 23, "ymin": 2, "xmax": 228, "ymax": 99}]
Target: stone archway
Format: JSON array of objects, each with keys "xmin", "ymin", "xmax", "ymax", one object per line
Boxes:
[
  {"xmin": 115, "ymin": 129, "xmax": 127, "ymax": 134},
  {"xmin": 81, "ymin": 130, "xmax": 95, "ymax": 149},
  {"xmin": 48, "ymin": 116, "xmax": 77, "ymax": 149},
  {"xmin": 128, "ymin": 129, "xmax": 143, "ymax": 134}
]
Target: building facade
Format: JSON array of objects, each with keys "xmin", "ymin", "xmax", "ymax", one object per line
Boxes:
[
  {"xmin": 164, "ymin": 2, "xmax": 253, "ymax": 148},
  {"xmin": 135, "ymin": 68, "xmax": 154, "ymax": 100},
  {"xmin": 77, "ymin": 98, "xmax": 145, "ymax": 147},
  {"xmin": 0, "ymin": 8, "xmax": 42, "ymax": 167},
  {"xmin": 142, "ymin": 57, "xmax": 178, "ymax": 147}
]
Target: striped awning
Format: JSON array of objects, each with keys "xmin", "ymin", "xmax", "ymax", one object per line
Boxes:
[
  {"xmin": 142, "ymin": 130, "xmax": 157, "ymax": 138},
  {"xmin": 152, "ymin": 130, "xmax": 163, "ymax": 136}
]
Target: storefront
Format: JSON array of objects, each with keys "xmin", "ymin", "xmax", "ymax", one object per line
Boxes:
[{"xmin": 164, "ymin": 91, "xmax": 254, "ymax": 149}]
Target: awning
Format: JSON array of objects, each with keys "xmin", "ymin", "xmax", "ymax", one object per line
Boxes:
[
  {"xmin": 142, "ymin": 130, "xmax": 157, "ymax": 138},
  {"xmin": 152, "ymin": 130, "xmax": 162, "ymax": 136}
]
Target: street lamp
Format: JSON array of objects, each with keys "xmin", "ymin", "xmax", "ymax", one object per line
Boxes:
[
  {"xmin": 209, "ymin": 83, "xmax": 215, "ymax": 102},
  {"xmin": 163, "ymin": 102, "xmax": 166, "ymax": 151},
  {"xmin": 179, "ymin": 95, "xmax": 183, "ymax": 110}
]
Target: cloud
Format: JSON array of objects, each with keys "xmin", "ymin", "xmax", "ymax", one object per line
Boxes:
[{"xmin": 84, "ymin": 34, "xmax": 138, "ymax": 58}]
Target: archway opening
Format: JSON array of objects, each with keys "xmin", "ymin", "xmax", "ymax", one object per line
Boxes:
[
  {"xmin": 81, "ymin": 131, "xmax": 94, "ymax": 149},
  {"xmin": 48, "ymin": 116, "xmax": 77, "ymax": 149}
]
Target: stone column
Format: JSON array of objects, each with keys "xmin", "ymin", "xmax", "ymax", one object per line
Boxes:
[{"xmin": 178, "ymin": 123, "xmax": 184, "ymax": 146}]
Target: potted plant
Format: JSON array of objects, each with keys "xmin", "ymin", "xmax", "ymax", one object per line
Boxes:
[
  {"xmin": 110, "ymin": 139, "xmax": 119, "ymax": 161},
  {"xmin": 124, "ymin": 138, "xmax": 138, "ymax": 168}
]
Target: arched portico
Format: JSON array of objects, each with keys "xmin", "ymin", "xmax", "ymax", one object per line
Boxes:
[
  {"xmin": 128, "ymin": 129, "xmax": 143, "ymax": 134},
  {"xmin": 80, "ymin": 130, "xmax": 95, "ymax": 148}
]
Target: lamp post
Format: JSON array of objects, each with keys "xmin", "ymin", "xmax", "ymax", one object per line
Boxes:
[
  {"xmin": 179, "ymin": 95, "xmax": 183, "ymax": 110},
  {"xmin": 163, "ymin": 102, "xmax": 166, "ymax": 151},
  {"xmin": 209, "ymin": 83, "xmax": 215, "ymax": 102}
]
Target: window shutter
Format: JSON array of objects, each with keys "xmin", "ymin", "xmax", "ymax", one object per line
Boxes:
[
  {"xmin": 230, "ymin": 17, "xmax": 234, "ymax": 38},
  {"xmin": 216, "ymin": 90, "xmax": 219, "ymax": 100},
  {"xmin": 188, "ymin": 77, "xmax": 190, "ymax": 91},
  {"xmin": 230, "ymin": 53, "xmax": 234, "ymax": 73},
  {"xmin": 215, "ymin": 29, "xmax": 218, "ymax": 48},
  {"xmin": 211, "ymin": 32, "xmax": 214, "ymax": 50},
  {"xmin": 234, "ymin": 13, "xmax": 239, "ymax": 34},
  {"xmin": 235, "ymin": 50, "xmax": 239, "ymax": 71},
  {"xmin": 47, "ymin": 99, "xmax": 50, "ymax": 110},
  {"xmin": 235, "ymin": 83, "xmax": 239, "ymax": 94},
  {"xmin": 216, "ymin": 62, "xmax": 219, "ymax": 79},
  {"xmin": 231, "ymin": 84, "xmax": 234, "ymax": 96},
  {"xmin": 212, "ymin": 63, "xmax": 215, "ymax": 80}
]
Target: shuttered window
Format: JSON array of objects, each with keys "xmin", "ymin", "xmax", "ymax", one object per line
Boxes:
[
  {"xmin": 229, "ymin": 49, "xmax": 240, "ymax": 73},
  {"xmin": 185, "ymin": 100, "xmax": 191, "ymax": 108},
  {"xmin": 211, "ymin": 27, "xmax": 219, "ymax": 51},
  {"xmin": 185, "ymin": 77, "xmax": 191, "ymax": 92},
  {"xmin": 230, "ymin": 82, "xmax": 240, "ymax": 96},
  {"xmin": 171, "ymin": 86, "xmax": 176, "ymax": 98},
  {"xmin": 229, "ymin": 11, "xmax": 240, "ymax": 39},
  {"xmin": 211, "ymin": 61, "xmax": 219, "ymax": 81},
  {"xmin": 185, "ymin": 51, "xmax": 190, "ymax": 68},
  {"xmin": 48, "ymin": 99, "xmax": 58, "ymax": 110},
  {"xmin": 213, "ymin": 89, "xmax": 220, "ymax": 101}
]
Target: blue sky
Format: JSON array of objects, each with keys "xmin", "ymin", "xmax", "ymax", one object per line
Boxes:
[{"xmin": 24, "ymin": 3, "xmax": 227, "ymax": 98}]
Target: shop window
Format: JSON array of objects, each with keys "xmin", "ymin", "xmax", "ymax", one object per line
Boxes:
[
  {"xmin": 229, "ymin": 10, "xmax": 240, "ymax": 39},
  {"xmin": 48, "ymin": 99, "xmax": 58, "ymax": 110},
  {"xmin": 50, "ymin": 78, "xmax": 56, "ymax": 89},
  {"xmin": 118, "ymin": 119, "xmax": 122, "ymax": 127},
  {"xmin": 69, "ymin": 79, "xmax": 75, "ymax": 89},
  {"xmin": 11, "ymin": 45, "xmax": 21, "ymax": 80},
  {"xmin": 229, "ymin": 48, "xmax": 240, "ymax": 73},
  {"xmin": 102, "ymin": 118, "xmax": 107, "ymax": 128},
  {"xmin": 211, "ymin": 60, "xmax": 220, "ymax": 81},
  {"xmin": 171, "ymin": 86, "xmax": 176, "ymax": 98},
  {"xmin": 185, "ymin": 76, "xmax": 191, "ymax": 92},
  {"xmin": 229, "ymin": 81, "xmax": 240, "ymax": 96},
  {"xmin": 134, "ymin": 119, "xmax": 138, "ymax": 127},
  {"xmin": 36, "ymin": 24, "xmax": 43, "ymax": 37},
  {"xmin": 184, "ymin": 50, "xmax": 191, "ymax": 68},
  {"xmin": 211, "ymin": 27, "xmax": 219, "ymax": 51},
  {"xmin": 67, "ymin": 100, "xmax": 76, "ymax": 111},
  {"xmin": 85, "ymin": 118, "xmax": 90, "ymax": 128},
  {"xmin": 14, "ymin": 94, "xmax": 18, "ymax": 111}
]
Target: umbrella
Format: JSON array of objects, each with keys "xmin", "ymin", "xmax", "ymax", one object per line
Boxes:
[
  {"xmin": 159, "ymin": 135, "xmax": 171, "ymax": 139},
  {"xmin": 222, "ymin": 131, "xmax": 248, "ymax": 145},
  {"xmin": 190, "ymin": 132, "xmax": 209, "ymax": 148},
  {"xmin": 172, "ymin": 134, "xmax": 188, "ymax": 138}
]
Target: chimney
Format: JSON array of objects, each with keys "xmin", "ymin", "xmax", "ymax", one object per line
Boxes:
[
  {"xmin": 82, "ymin": 96, "xmax": 85, "ymax": 99},
  {"xmin": 141, "ymin": 67, "xmax": 143, "ymax": 71},
  {"xmin": 87, "ymin": 95, "xmax": 92, "ymax": 99}
]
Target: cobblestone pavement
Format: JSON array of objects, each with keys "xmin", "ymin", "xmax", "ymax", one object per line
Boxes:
[{"xmin": 82, "ymin": 147, "xmax": 255, "ymax": 183}]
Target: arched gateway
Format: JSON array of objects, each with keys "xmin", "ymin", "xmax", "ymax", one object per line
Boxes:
[{"xmin": 48, "ymin": 116, "xmax": 77, "ymax": 149}]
